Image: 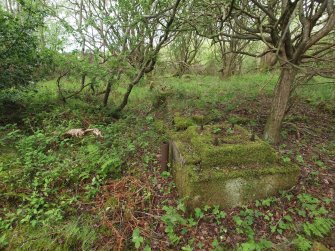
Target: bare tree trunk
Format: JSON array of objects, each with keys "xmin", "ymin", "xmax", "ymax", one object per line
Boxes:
[
  {"xmin": 103, "ymin": 78, "xmax": 113, "ymax": 107},
  {"xmin": 264, "ymin": 65, "xmax": 296, "ymax": 144},
  {"xmin": 220, "ymin": 55, "xmax": 235, "ymax": 79},
  {"xmin": 175, "ymin": 62, "xmax": 187, "ymax": 77},
  {"xmin": 113, "ymin": 67, "xmax": 147, "ymax": 114},
  {"xmin": 218, "ymin": 39, "xmax": 245, "ymax": 79},
  {"xmin": 103, "ymin": 70, "xmax": 122, "ymax": 107},
  {"xmin": 81, "ymin": 74, "xmax": 86, "ymax": 88},
  {"xmin": 221, "ymin": 63, "xmax": 232, "ymax": 79}
]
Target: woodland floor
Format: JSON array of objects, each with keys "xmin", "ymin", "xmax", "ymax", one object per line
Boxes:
[{"xmin": 0, "ymin": 74, "xmax": 334, "ymax": 251}]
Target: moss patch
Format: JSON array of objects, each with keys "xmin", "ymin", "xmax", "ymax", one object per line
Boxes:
[
  {"xmin": 171, "ymin": 125, "xmax": 279, "ymax": 168},
  {"xmin": 227, "ymin": 115, "xmax": 252, "ymax": 125},
  {"xmin": 173, "ymin": 113, "xmax": 196, "ymax": 131},
  {"xmin": 173, "ymin": 162, "xmax": 299, "ymax": 209}
]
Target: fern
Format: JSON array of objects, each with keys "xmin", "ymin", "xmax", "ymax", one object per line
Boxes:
[
  {"xmin": 237, "ymin": 239, "xmax": 272, "ymax": 251},
  {"xmin": 303, "ymin": 217, "xmax": 335, "ymax": 238},
  {"xmin": 293, "ymin": 235, "xmax": 312, "ymax": 251}
]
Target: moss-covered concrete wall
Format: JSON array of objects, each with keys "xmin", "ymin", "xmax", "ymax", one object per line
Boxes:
[{"xmin": 169, "ymin": 124, "xmax": 300, "ymax": 209}]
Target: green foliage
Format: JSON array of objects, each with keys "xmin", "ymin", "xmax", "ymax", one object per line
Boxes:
[
  {"xmin": 0, "ymin": 36, "xmax": 334, "ymax": 249},
  {"xmin": 293, "ymin": 235, "xmax": 312, "ymax": 251},
  {"xmin": 232, "ymin": 208, "xmax": 274, "ymax": 251},
  {"xmin": 0, "ymin": 94, "xmax": 164, "ymax": 246},
  {"xmin": 144, "ymin": 245, "xmax": 152, "ymax": 251},
  {"xmin": 0, "ymin": 112, "xmax": 156, "ymax": 229},
  {"xmin": 212, "ymin": 127, "xmax": 222, "ymax": 134},
  {"xmin": 53, "ymin": 52, "xmax": 111, "ymax": 85},
  {"xmin": 161, "ymin": 204, "xmax": 187, "ymax": 245},
  {"xmin": 255, "ymin": 197, "xmax": 277, "ymax": 207},
  {"xmin": 282, "ymin": 156, "xmax": 291, "ymax": 163},
  {"xmin": 0, "ymin": 233, "xmax": 8, "ymax": 249},
  {"xmin": 226, "ymin": 127, "xmax": 234, "ymax": 134},
  {"xmin": 194, "ymin": 208, "xmax": 204, "ymax": 219},
  {"xmin": 0, "ymin": 3, "xmax": 44, "ymax": 88},
  {"xmin": 303, "ymin": 217, "xmax": 334, "ymax": 238},
  {"xmin": 212, "ymin": 238, "xmax": 223, "ymax": 251},
  {"xmin": 211, "ymin": 205, "xmax": 227, "ymax": 224},
  {"xmin": 0, "ymin": 88, "xmax": 26, "ymax": 119},
  {"xmin": 161, "ymin": 171, "xmax": 171, "ymax": 179},
  {"xmin": 237, "ymin": 239, "xmax": 272, "ymax": 251},
  {"xmin": 296, "ymin": 154, "xmax": 304, "ymax": 163},
  {"xmin": 270, "ymin": 215, "xmax": 294, "ymax": 235},
  {"xmin": 181, "ymin": 244, "xmax": 193, "ymax": 251},
  {"xmin": 132, "ymin": 228, "xmax": 144, "ymax": 249},
  {"xmin": 233, "ymin": 209, "xmax": 255, "ymax": 239},
  {"xmin": 297, "ymin": 193, "xmax": 328, "ymax": 218}
]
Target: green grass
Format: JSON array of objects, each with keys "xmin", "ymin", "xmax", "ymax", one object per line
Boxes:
[
  {"xmin": 159, "ymin": 73, "xmax": 277, "ymax": 111},
  {"xmin": 1, "ymin": 217, "xmax": 98, "ymax": 250},
  {"xmin": 28, "ymin": 72, "xmax": 334, "ymax": 115},
  {"xmin": 164, "ymin": 72, "xmax": 277, "ymax": 97},
  {"xmin": 126, "ymin": 72, "xmax": 334, "ymax": 115},
  {"xmin": 296, "ymin": 78, "xmax": 335, "ymax": 103}
]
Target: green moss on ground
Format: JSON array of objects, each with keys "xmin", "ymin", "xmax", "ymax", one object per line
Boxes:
[
  {"xmin": 227, "ymin": 115, "xmax": 251, "ymax": 125},
  {"xmin": 173, "ymin": 113, "xmax": 195, "ymax": 131},
  {"xmin": 153, "ymin": 119, "xmax": 167, "ymax": 134}
]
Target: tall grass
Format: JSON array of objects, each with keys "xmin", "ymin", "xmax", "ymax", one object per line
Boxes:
[
  {"xmin": 296, "ymin": 78, "xmax": 335, "ymax": 103},
  {"xmin": 24, "ymin": 72, "xmax": 334, "ymax": 114}
]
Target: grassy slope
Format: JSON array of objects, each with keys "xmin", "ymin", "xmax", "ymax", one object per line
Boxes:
[{"xmin": 0, "ymin": 73, "xmax": 334, "ymax": 250}]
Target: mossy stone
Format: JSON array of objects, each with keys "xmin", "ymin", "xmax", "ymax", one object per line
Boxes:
[
  {"xmin": 172, "ymin": 162, "xmax": 299, "ymax": 209},
  {"xmin": 171, "ymin": 125, "xmax": 279, "ymax": 168},
  {"xmin": 169, "ymin": 124, "xmax": 300, "ymax": 209}
]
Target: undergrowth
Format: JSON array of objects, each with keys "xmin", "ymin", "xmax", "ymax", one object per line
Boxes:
[{"xmin": 0, "ymin": 73, "xmax": 334, "ymax": 250}]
